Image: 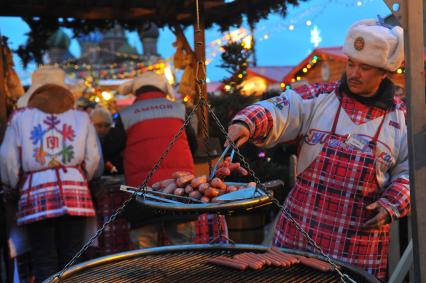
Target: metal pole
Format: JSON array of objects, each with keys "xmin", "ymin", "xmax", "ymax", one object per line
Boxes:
[
  {"xmin": 0, "ymin": 37, "xmax": 8, "ymax": 141},
  {"xmin": 384, "ymin": 1, "xmax": 426, "ymax": 282}
]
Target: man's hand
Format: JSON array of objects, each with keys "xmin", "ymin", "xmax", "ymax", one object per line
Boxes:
[
  {"xmin": 224, "ymin": 123, "xmax": 250, "ymax": 148},
  {"xmin": 363, "ymin": 201, "xmax": 391, "ymax": 229}
]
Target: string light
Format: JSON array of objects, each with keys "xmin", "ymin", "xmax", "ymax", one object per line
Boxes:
[
  {"xmin": 396, "ymin": 68, "xmax": 403, "ymax": 74},
  {"xmin": 306, "ymin": 20, "xmax": 312, "ymax": 26},
  {"xmin": 101, "ymin": 91, "xmax": 113, "ymax": 101},
  {"xmin": 302, "ymin": 68, "xmax": 308, "ymax": 73},
  {"xmin": 289, "ymin": 25, "xmax": 295, "ymax": 31}
]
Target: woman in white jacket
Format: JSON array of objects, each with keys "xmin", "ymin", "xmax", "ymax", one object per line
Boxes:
[{"xmin": 1, "ymin": 75, "xmax": 100, "ymax": 282}]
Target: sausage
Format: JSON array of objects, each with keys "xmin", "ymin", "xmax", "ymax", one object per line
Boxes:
[
  {"xmin": 205, "ymin": 187, "xmax": 220, "ymax": 198},
  {"xmin": 250, "ymin": 253, "xmax": 271, "ymax": 266},
  {"xmin": 162, "ymin": 183, "xmax": 177, "ymax": 194},
  {"xmin": 214, "ymin": 167, "xmax": 231, "ymax": 178},
  {"xmin": 299, "ymin": 257, "xmax": 333, "ymax": 272},
  {"xmin": 198, "ymin": 183, "xmax": 209, "ymax": 194},
  {"xmin": 226, "ymin": 186, "xmax": 237, "ymax": 193},
  {"xmin": 191, "ymin": 175, "xmax": 207, "ymax": 188},
  {"xmin": 228, "ymin": 162, "xmax": 240, "ymax": 171},
  {"xmin": 184, "ymin": 185, "xmax": 194, "ymax": 194},
  {"xmin": 260, "ymin": 253, "xmax": 283, "ymax": 267},
  {"xmin": 269, "ymin": 248, "xmax": 299, "ymax": 264},
  {"xmin": 237, "ymin": 167, "xmax": 248, "ymax": 176},
  {"xmin": 233, "ymin": 253, "xmax": 263, "ymax": 270},
  {"xmin": 265, "ymin": 251, "xmax": 291, "ymax": 267},
  {"xmin": 210, "ymin": 177, "xmax": 227, "ymax": 190},
  {"xmin": 200, "ymin": 196, "xmax": 211, "ymax": 203},
  {"xmin": 151, "ymin": 181, "xmax": 161, "ymax": 190},
  {"xmin": 245, "ymin": 253, "xmax": 267, "ymax": 266},
  {"xmin": 172, "ymin": 171, "xmax": 192, "ymax": 178},
  {"xmin": 176, "ymin": 174, "xmax": 195, "ymax": 187},
  {"xmin": 188, "ymin": 191, "xmax": 202, "ymax": 199},
  {"xmin": 247, "ymin": 182, "xmax": 257, "ymax": 188},
  {"xmin": 207, "ymin": 257, "xmax": 248, "ymax": 270},
  {"xmin": 173, "ymin": 188, "xmax": 185, "ymax": 196},
  {"xmin": 160, "ymin": 178, "xmax": 176, "ymax": 188}
]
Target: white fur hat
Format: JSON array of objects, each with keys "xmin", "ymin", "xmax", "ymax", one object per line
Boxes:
[
  {"xmin": 17, "ymin": 65, "xmax": 69, "ymax": 108},
  {"xmin": 118, "ymin": 71, "xmax": 175, "ymax": 101},
  {"xmin": 343, "ymin": 19, "xmax": 404, "ymax": 71}
]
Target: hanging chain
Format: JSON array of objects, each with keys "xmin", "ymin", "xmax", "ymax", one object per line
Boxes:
[
  {"xmin": 192, "ymin": 47, "xmax": 356, "ymax": 282},
  {"xmin": 56, "ymin": 1, "xmax": 355, "ymax": 282},
  {"xmin": 54, "ymin": 104, "xmax": 201, "ymax": 281}
]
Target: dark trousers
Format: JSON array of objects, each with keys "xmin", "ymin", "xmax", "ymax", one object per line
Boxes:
[{"xmin": 27, "ymin": 216, "xmax": 86, "ymax": 283}]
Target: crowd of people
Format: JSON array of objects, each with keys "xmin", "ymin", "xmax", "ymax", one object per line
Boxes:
[{"xmin": 0, "ymin": 18, "xmax": 411, "ymax": 283}]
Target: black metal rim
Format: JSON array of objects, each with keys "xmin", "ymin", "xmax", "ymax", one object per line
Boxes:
[
  {"xmin": 45, "ymin": 244, "xmax": 379, "ymax": 283},
  {"xmin": 135, "ymin": 194, "xmax": 273, "ymax": 213}
]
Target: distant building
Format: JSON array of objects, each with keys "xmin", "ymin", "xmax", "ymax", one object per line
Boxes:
[
  {"xmin": 46, "ymin": 23, "xmax": 160, "ymax": 65},
  {"xmin": 46, "ymin": 30, "xmax": 75, "ymax": 64}
]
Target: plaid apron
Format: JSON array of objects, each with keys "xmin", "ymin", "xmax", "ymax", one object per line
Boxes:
[
  {"xmin": 193, "ymin": 214, "xmax": 228, "ymax": 244},
  {"xmin": 273, "ymin": 100, "xmax": 390, "ymax": 280}
]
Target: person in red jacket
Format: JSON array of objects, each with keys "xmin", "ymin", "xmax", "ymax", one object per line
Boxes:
[{"xmin": 104, "ymin": 72, "xmax": 226, "ymax": 247}]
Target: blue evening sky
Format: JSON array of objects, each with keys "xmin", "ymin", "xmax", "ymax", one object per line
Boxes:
[{"xmin": 0, "ymin": 0, "xmax": 391, "ymax": 83}]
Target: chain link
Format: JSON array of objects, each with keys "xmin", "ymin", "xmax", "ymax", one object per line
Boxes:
[{"xmin": 54, "ymin": 104, "xmax": 201, "ymax": 281}]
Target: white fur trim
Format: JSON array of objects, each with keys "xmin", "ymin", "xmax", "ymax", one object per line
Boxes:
[
  {"xmin": 343, "ymin": 19, "xmax": 404, "ymax": 71},
  {"xmin": 118, "ymin": 71, "xmax": 175, "ymax": 101}
]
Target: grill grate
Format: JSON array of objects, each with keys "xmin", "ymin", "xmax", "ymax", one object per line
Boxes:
[{"xmin": 50, "ymin": 245, "xmax": 376, "ymax": 283}]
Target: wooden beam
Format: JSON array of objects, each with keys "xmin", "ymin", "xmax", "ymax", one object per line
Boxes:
[
  {"xmin": 0, "ymin": 5, "xmax": 154, "ymax": 19},
  {"xmin": 384, "ymin": 1, "xmax": 426, "ymax": 282},
  {"xmin": 193, "ymin": 0, "xmax": 208, "ymax": 139}
]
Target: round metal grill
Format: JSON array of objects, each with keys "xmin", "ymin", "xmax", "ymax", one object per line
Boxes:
[{"xmin": 47, "ymin": 244, "xmax": 378, "ymax": 283}]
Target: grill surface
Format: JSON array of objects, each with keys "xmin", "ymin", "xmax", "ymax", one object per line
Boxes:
[{"xmin": 48, "ymin": 244, "xmax": 378, "ymax": 283}]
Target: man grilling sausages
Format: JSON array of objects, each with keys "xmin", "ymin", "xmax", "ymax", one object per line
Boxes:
[{"xmin": 226, "ymin": 18, "xmax": 409, "ymax": 281}]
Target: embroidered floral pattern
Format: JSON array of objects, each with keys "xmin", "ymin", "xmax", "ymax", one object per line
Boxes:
[{"xmin": 30, "ymin": 114, "xmax": 75, "ymax": 165}]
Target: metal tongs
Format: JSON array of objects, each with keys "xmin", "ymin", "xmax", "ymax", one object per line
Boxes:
[
  {"xmin": 209, "ymin": 145, "xmax": 266, "ymax": 201},
  {"xmin": 209, "ymin": 144, "xmax": 235, "ymax": 180},
  {"xmin": 120, "ymin": 185, "xmax": 203, "ymax": 204}
]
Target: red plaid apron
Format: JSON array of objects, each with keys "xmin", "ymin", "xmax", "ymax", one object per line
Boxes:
[
  {"xmin": 273, "ymin": 99, "xmax": 390, "ymax": 281},
  {"xmin": 193, "ymin": 214, "xmax": 228, "ymax": 244}
]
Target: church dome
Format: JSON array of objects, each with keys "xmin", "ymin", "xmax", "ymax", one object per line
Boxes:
[{"xmin": 47, "ymin": 29, "xmax": 70, "ymax": 49}]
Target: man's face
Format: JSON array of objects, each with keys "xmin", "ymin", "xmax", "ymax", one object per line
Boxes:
[
  {"xmin": 345, "ymin": 58, "xmax": 387, "ymax": 97},
  {"xmin": 94, "ymin": 122, "xmax": 111, "ymax": 138}
]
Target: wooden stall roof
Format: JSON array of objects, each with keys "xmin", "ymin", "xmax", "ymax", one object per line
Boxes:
[
  {"xmin": 282, "ymin": 46, "xmax": 426, "ymax": 84},
  {"xmin": 0, "ymin": 0, "xmax": 304, "ymax": 28},
  {"xmin": 247, "ymin": 66, "xmax": 293, "ymax": 83}
]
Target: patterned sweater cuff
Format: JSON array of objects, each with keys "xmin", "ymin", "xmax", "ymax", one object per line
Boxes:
[
  {"xmin": 377, "ymin": 198, "xmax": 400, "ymax": 221},
  {"xmin": 232, "ymin": 105, "xmax": 273, "ymax": 141}
]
